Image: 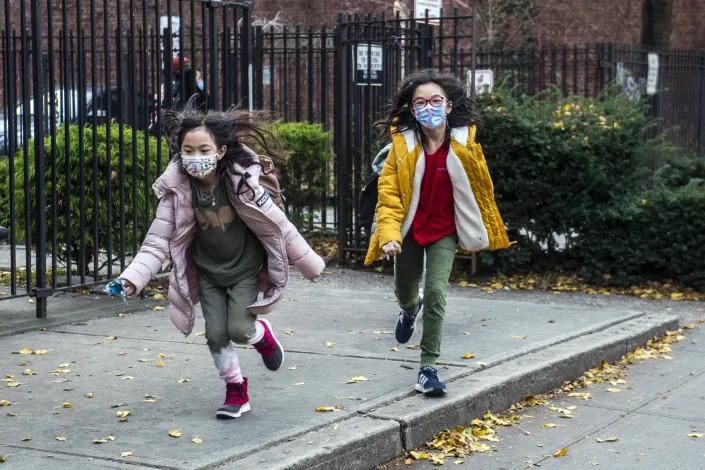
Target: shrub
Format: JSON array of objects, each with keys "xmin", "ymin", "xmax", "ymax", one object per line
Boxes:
[
  {"xmin": 273, "ymin": 121, "xmax": 332, "ymax": 230},
  {"xmin": 476, "ymin": 80, "xmax": 662, "ymax": 272},
  {"xmin": 0, "ymin": 123, "xmax": 165, "ymax": 269}
]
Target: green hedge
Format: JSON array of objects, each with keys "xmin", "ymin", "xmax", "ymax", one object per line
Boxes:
[
  {"xmin": 0, "ymin": 123, "xmax": 164, "ymax": 265},
  {"xmin": 476, "ymin": 82, "xmax": 659, "ymax": 272},
  {"xmin": 273, "ymin": 121, "xmax": 332, "ymax": 230}
]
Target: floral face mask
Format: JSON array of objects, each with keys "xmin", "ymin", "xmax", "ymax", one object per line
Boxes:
[{"xmin": 181, "ymin": 153, "xmax": 218, "ymax": 179}]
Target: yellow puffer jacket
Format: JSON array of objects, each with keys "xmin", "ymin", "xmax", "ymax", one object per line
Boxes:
[{"xmin": 364, "ymin": 125, "xmax": 510, "ymax": 266}]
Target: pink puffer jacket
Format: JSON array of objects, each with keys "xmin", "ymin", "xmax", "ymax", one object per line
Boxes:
[{"xmin": 119, "ymin": 149, "xmax": 325, "ymax": 336}]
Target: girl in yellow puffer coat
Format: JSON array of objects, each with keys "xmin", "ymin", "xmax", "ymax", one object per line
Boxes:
[{"xmin": 365, "ymin": 69, "xmax": 510, "ymax": 396}]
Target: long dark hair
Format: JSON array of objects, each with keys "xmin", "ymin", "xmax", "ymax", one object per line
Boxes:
[
  {"xmin": 172, "ymin": 67, "xmax": 206, "ymax": 111},
  {"xmin": 376, "ymin": 69, "xmax": 482, "ymax": 147},
  {"xmin": 162, "ymin": 98, "xmax": 286, "ymax": 196}
]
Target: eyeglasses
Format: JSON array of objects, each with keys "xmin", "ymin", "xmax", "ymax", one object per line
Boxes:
[{"xmin": 412, "ymin": 95, "xmax": 447, "ymax": 109}]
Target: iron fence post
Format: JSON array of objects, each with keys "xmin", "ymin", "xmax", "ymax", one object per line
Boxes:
[{"xmin": 334, "ymin": 18, "xmax": 349, "ymax": 265}]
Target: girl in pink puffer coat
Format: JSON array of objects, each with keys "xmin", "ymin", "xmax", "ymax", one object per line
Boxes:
[{"xmin": 118, "ymin": 105, "xmax": 324, "ymax": 419}]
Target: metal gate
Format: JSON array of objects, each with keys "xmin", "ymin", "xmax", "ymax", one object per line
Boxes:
[
  {"xmin": 332, "ymin": 9, "xmax": 477, "ymax": 263},
  {"xmin": 0, "ymin": 0, "xmax": 252, "ymax": 317}
]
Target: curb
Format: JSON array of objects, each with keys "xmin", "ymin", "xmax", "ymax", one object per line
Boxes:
[{"xmin": 222, "ymin": 313, "xmax": 678, "ymax": 470}]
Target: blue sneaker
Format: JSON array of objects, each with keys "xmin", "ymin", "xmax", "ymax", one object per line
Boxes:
[
  {"xmin": 395, "ymin": 299, "xmax": 423, "ymax": 344},
  {"xmin": 415, "ymin": 366, "xmax": 447, "ymax": 396}
]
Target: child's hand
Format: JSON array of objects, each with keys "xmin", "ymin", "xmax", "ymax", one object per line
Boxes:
[
  {"xmin": 381, "ymin": 241, "xmax": 402, "ymax": 260},
  {"xmin": 122, "ymin": 279, "xmax": 137, "ymax": 297}
]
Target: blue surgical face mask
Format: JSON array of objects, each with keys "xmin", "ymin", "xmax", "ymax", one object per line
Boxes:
[
  {"xmin": 414, "ymin": 103, "xmax": 447, "ymax": 129},
  {"xmin": 197, "ymin": 80, "xmax": 204, "ymax": 91}
]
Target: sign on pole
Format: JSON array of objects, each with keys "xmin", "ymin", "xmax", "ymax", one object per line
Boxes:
[
  {"xmin": 466, "ymin": 69, "xmax": 494, "ymax": 95},
  {"xmin": 354, "ymin": 43, "xmax": 383, "ymax": 86},
  {"xmin": 646, "ymin": 53, "xmax": 659, "ymax": 95},
  {"xmin": 414, "ymin": 0, "xmax": 442, "ymax": 25}
]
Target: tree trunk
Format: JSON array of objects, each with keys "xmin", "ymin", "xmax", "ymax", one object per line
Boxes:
[{"xmin": 641, "ymin": 0, "xmax": 673, "ymax": 47}]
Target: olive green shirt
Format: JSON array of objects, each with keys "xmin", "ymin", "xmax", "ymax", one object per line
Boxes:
[{"xmin": 190, "ymin": 178, "xmax": 264, "ymax": 287}]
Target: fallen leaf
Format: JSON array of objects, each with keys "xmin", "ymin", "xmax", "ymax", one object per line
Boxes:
[
  {"xmin": 315, "ymin": 406, "xmax": 341, "ymax": 412},
  {"xmin": 19, "ymin": 348, "xmax": 34, "ymax": 354},
  {"xmin": 138, "ymin": 359, "xmax": 148, "ymax": 363},
  {"xmin": 178, "ymin": 377, "xmax": 190, "ymax": 383},
  {"xmin": 513, "ymin": 335, "xmax": 527, "ymax": 340},
  {"xmin": 291, "ymin": 382, "xmax": 305, "ymax": 386},
  {"xmin": 325, "ymin": 341, "xmax": 334, "ymax": 348},
  {"xmin": 553, "ymin": 448, "xmax": 568, "ymax": 457},
  {"xmin": 22, "ymin": 369, "xmax": 36, "ymax": 376},
  {"xmin": 390, "ymin": 347, "xmax": 398, "ymax": 352},
  {"xmin": 120, "ymin": 451, "xmax": 133, "ymax": 457},
  {"xmin": 461, "ymin": 353, "xmax": 475, "ymax": 359},
  {"xmin": 85, "ymin": 393, "xmax": 94, "ymax": 398},
  {"xmin": 453, "ymin": 460, "xmax": 464, "ymax": 465},
  {"xmin": 121, "ymin": 376, "xmax": 135, "ymax": 380},
  {"xmin": 152, "ymin": 293, "xmax": 166, "ymax": 300},
  {"xmin": 195, "ymin": 331, "xmax": 206, "ymax": 336},
  {"xmin": 410, "ymin": 450, "xmax": 430, "ymax": 460},
  {"xmin": 606, "ymin": 388, "xmax": 620, "ymax": 393},
  {"xmin": 407, "ymin": 344, "xmax": 420, "ymax": 349},
  {"xmin": 0, "ymin": 400, "xmax": 11, "ymax": 406},
  {"xmin": 143, "ymin": 399, "xmax": 156, "ymax": 403},
  {"xmin": 191, "ymin": 437, "xmax": 203, "ymax": 444},
  {"xmin": 116, "ymin": 410, "xmax": 130, "ymax": 418},
  {"xmin": 689, "ymin": 433, "xmax": 703, "ymax": 438},
  {"xmin": 58, "ymin": 363, "xmax": 70, "ymax": 368},
  {"xmin": 683, "ymin": 324, "xmax": 696, "ymax": 329},
  {"xmin": 477, "ymin": 362, "xmax": 488, "ymax": 367},
  {"xmin": 158, "ymin": 353, "xmax": 167, "ymax": 358},
  {"xmin": 285, "ymin": 329, "xmax": 295, "ymax": 335},
  {"xmin": 168, "ymin": 429, "xmax": 182, "ymax": 438},
  {"xmin": 153, "ymin": 306, "xmax": 165, "ymax": 311},
  {"xmin": 21, "ymin": 437, "xmax": 31, "ymax": 441},
  {"xmin": 106, "ymin": 336, "xmax": 117, "ymax": 340},
  {"xmin": 62, "ymin": 403, "xmax": 73, "ymax": 408},
  {"xmin": 108, "ymin": 435, "xmax": 115, "ymax": 441},
  {"xmin": 542, "ymin": 423, "xmax": 557, "ymax": 428},
  {"xmin": 345, "ymin": 376, "xmax": 369, "ymax": 384},
  {"xmin": 94, "ymin": 438, "xmax": 108, "ymax": 444},
  {"xmin": 55, "ymin": 436, "xmax": 66, "ymax": 441},
  {"xmin": 156, "ymin": 360, "xmax": 165, "ymax": 367},
  {"xmin": 288, "ymin": 366, "xmax": 297, "ymax": 370}
]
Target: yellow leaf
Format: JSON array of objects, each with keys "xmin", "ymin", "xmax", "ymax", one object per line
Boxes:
[
  {"xmin": 345, "ymin": 376, "xmax": 369, "ymax": 384},
  {"xmin": 671, "ymin": 293, "xmax": 684, "ymax": 301},
  {"xmin": 106, "ymin": 336, "xmax": 117, "ymax": 340},
  {"xmin": 0, "ymin": 456, "xmax": 7, "ymax": 462},
  {"xmin": 158, "ymin": 353, "xmax": 167, "ymax": 358},
  {"xmin": 689, "ymin": 433, "xmax": 704, "ymax": 438},
  {"xmin": 0, "ymin": 400, "xmax": 10, "ymax": 406},
  {"xmin": 462, "ymin": 353, "xmax": 475, "ymax": 359},
  {"xmin": 55, "ymin": 436, "xmax": 66, "ymax": 441},
  {"xmin": 94, "ymin": 438, "xmax": 108, "ymax": 444},
  {"xmin": 58, "ymin": 363, "xmax": 70, "ymax": 368},
  {"xmin": 108, "ymin": 435, "xmax": 115, "ymax": 441},
  {"xmin": 606, "ymin": 388, "xmax": 620, "ymax": 393},
  {"xmin": 285, "ymin": 329, "xmax": 295, "ymax": 335},
  {"xmin": 542, "ymin": 423, "xmax": 557, "ymax": 428},
  {"xmin": 178, "ymin": 377, "xmax": 190, "ymax": 383},
  {"xmin": 138, "ymin": 359, "xmax": 148, "ymax": 363},
  {"xmin": 121, "ymin": 376, "xmax": 135, "ymax": 380},
  {"xmin": 116, "ymin": 410, "xmax": 130, "ymax": 418},
  {"xmin": 390, "ymin": 347, "xmax": 398, "ymax": 352},
  {"xmin": 453, "ymin": 460, "xmax": 465, "ymax": 465},
  {"xmin": 289, "ymin": 366, "xmax": 297, "ymax": 370},
  {"xmin": 19, "ymin": 347, "xmax": 34, "ymax": 354},
  {"xmin": 407, "ymin": 344, "xmax": 420, "ymax": 349},
  {"xmin": 513, "ymin": 335, "xmax": 527, "ymax": 340},
  {"xmin": 62, "ymin": 403, "xmax": 73, "ymax": 408},
  {"xmin": 491, "ymin": 282, "xmax": 504, "ymax": 289},
  {"xmin": 85, "ymin": 393, "xmax": 94, "ymax": 398},
  {"xmin": 143, "ymin": 399, "xmax": 156, "ymax": 403},
  {"xmin": 21, "ymin": 437, "xmax": 31, "ymax": 441},
  {"xmin": 683, "ymin": 324, "xmax": 696, "ymax": 330},
  {"xmin": 410, "ymin": 450, "xmax": 430, "ymax": 460},
  {"xmin": 195, "ymin": 331, "xmax": 206, "ymax": 336},
  {"xmin": 553, "ymin": 448, "xmax": 568, "ymax": 457},
  {"xmin": 153, "ymin": 293, "xmax": 166, "ymax": 300},
  {"xmin": 477, "ymin": 362, "xmax": 488, "ymax": 367},
  {"xmin": 168, "ymin": 429, "xmax": 182, "ymax": 438},
  {"xmin": 156, "ymin": 360, "xmax": 165, "ymax": 367},
  {"xmin": 120, "ymin": 451, "xmax": 133, "ymax": 457},
  {"xmin": 191, "ymin": 437, "xmax": 203, "ymax": 444},
  {"xmin": 325, "ymin": 341, "xmax": 334, "ymax": 348},
  {"xmin": 291, "ymin": 382, "xmax": 305, "ymax": 386},
  {"xmin": 153, "ymin": 306, "xmax": 165, "ymax": 311},
  {"xmin": 315, "ymin": 406, "xmax": 341, "ymax": 412}
]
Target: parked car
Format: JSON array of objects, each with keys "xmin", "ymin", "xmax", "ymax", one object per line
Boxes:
[{"xmin": 0, "ymin": 87, "xmax": 156, "ymax": 157}]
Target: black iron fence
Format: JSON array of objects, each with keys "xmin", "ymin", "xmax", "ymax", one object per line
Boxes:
[{"xmin": 1, "ymin": 0, "xmax": 704, "ymax": 316}]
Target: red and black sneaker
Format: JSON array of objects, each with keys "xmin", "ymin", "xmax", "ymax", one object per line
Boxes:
[
  {"xmin": 253, "ymin": 319, "xmax": 284, "ymax": 371},
  {"xmin": 216, "ymin": 378, "xmax": 251, "ymax": 419}
]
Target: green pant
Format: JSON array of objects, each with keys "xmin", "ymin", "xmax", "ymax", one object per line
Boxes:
[
  {"xmin": 395, "ymin": 233, "xmax": 457, "ymax": 368},
  {"xmin": 197, "ymin": 274, "xmax": 260, "ymax": 353}
]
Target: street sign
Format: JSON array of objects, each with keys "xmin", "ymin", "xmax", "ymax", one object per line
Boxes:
[
  {"xmin": 414, "ymin": 0, "xmax": 442, "ymax": 25},
  {"xmin": 466, "ymin": 69, "xmax": 494, "ymax": 95},
  {"xmin": 354, "ymin": 43, "xmax": 383, "ymax": 86},
  {"xmin": 647, "ymin": 53, "xmax": 659, "ymax": 95}
]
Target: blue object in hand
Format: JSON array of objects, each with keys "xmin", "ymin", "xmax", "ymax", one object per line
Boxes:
[{"xmin": 105, "ymin": 279, "xmax": 128, "ymax": 303}]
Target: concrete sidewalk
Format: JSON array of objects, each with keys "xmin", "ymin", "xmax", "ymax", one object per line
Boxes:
[{"xmin": 0, "ymin": 269, "xmax": 681, "ymax": 469}]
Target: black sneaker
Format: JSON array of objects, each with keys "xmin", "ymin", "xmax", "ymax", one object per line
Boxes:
[
  {"xmin": 395, "ymin": 299, "xmax": 423, "ymax": 344},
  {"xmin": 415, "ymin": 366, "xmax": 447, "ymax": 396}
]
